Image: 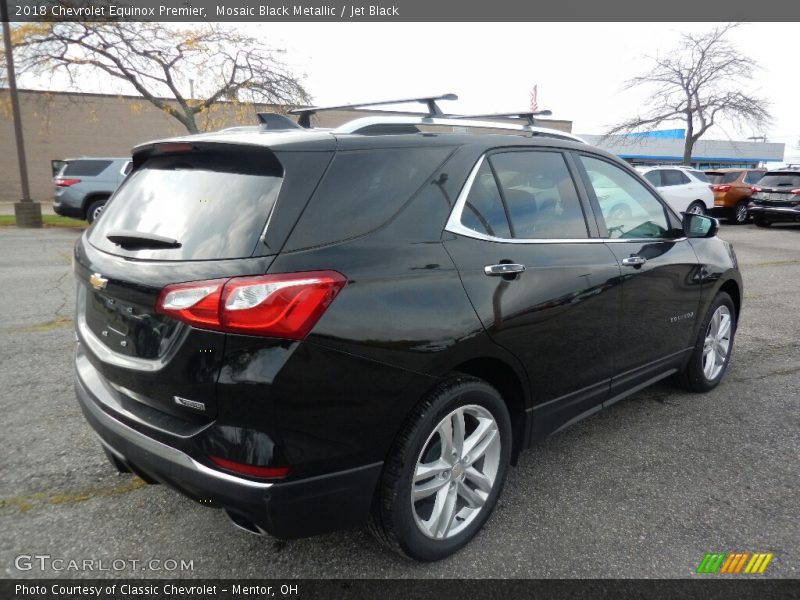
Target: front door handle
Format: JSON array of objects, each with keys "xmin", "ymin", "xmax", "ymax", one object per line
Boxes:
[
  {"xmin": 621, "ymin": 255, "xmax": 647, "ymax": 267},
  {"xmin": 484, "ymin": 263, "xmax": 526, "ymax": 276}
]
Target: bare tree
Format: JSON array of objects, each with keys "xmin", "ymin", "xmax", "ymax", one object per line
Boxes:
[
  {"xmin": 607, "ymin": 24, "xmax": 770, "ymax": 164},
  {"xmin": 7, "ymin": 22, "xmax": 310, "ymax": 133}
]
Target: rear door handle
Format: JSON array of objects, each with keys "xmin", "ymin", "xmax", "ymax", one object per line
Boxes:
[
  {"xmin": 484, "ymin": 263, "xmax": 526, "ymax": 276},
  {"xmin": 621, "ymin": 256, "xmax": 647, "ymax": 267}
]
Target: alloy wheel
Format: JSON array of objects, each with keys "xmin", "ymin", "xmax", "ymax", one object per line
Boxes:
[
  {"xmin": 702, "ymin": 305, "xmax": 732, "ymax": 380},
  {"xmin": 411, "ymin": 405, "xmax": 501, "ymax": 540},
  {"xmin": 735, "ymin": 203, "xmax": 748, "ymax": 223}
]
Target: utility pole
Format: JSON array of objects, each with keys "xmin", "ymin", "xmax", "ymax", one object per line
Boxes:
[{"xmin": 1, "ymin": 1, "xmax": 42, "ymax": 227}]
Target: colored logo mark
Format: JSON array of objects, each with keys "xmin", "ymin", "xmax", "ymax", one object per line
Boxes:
[{"xmin": 696, "ymin": 552, "xmax": 773, "ymax": 574}]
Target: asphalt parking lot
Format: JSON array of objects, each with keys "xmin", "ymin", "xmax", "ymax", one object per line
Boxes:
[{"xmin": 0, "ymin": 223, "xmax": 797, "ymax": 579}]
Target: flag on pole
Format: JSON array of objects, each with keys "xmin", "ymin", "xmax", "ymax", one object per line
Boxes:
[{"xmin": 529, "ymin": 85, "xmax": 539, "ymax": 112}]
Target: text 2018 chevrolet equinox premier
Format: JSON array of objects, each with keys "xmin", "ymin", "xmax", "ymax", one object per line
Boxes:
[{"xmin": 73, "ymin": 98, "xmax": 742, "ymax": 561}]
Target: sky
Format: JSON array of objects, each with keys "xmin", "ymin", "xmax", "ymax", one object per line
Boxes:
[
  {"xmin": 8, "ymin": 21, "xmax": 800, "ymax": 162},
  {"xmin": 251, "ymin": 22, "xmax": 800, "ymax": 162}
]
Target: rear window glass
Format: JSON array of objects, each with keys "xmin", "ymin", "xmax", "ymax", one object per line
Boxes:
[
  {"xmin": 757, "ymin": 173, "xmax": 800, "ymax": 187},
  {"xmin": 89, "ymin": 149, "xmax": 283, "ymax": 260},
  {"xmin": 643, "ymin": 171, "xmax": 661, "ymax": 187},
  {"xmin": 286, "ymin": 147, "xmax": 452, "ymax": 250},
  {"xmin": 706, "ymin": 172, "xmax": 741, "ymax": 184},
  {"xmin": 63, "ymin": 160, "xmax": 113, "ymax": 177}
]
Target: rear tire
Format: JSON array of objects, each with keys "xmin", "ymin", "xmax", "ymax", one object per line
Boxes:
[
  {"xmin": 676, "ymin": 292, "xmax": 736, "ymax": 393},
  {"xmin": 732, "ymin": 201, "xmax": 749, "ymax": 225},
  {"xmin": 86, "ymin": 197, "xmax": 109, "ymax": 224},
  {"xmin": 369, "ymin": 375, "xmax": 512, "ymax": 561},
  {"xmin": 687, "ymin": 201, "xmax": 706, "ymax": 216}
]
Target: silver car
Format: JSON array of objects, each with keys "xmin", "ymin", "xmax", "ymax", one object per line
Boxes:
[{"xmin": 52, "ymin": 157, "xmax": 131, "ymax": 223}]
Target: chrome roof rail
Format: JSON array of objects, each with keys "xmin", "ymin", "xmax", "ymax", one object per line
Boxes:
[{"xmin": 332, "ymin": 116, "xmax": 586, "ymax": 144}]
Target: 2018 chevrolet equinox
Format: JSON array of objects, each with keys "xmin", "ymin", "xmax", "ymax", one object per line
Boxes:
[{"xmin": 73, "ymin": 96, "xmax": 742, "ymax": 561}]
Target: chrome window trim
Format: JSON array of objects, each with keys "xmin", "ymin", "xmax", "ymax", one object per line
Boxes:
[{"xmin": 444, "ymin": 153, "xmax": 687, "ymax": 245}]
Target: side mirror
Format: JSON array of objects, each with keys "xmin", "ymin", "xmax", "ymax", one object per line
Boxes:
[{"xmin": 683, "ymin": 213, "xmax": 719, "ymax": 238}]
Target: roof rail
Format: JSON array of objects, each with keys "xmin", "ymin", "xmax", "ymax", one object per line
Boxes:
[
  {"xmin": 451, "ymin": 110, "xmax": 553, "ymax": 126},
  {"xmin": 332, "ymin": 116, "xmax": 586, "ymax": 144},
  {"xmin": 289, "ymin": 93, "xmax": 458, "ymax": 128}
]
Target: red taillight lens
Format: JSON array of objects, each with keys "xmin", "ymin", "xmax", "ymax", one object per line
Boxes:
[
  {"xmin": 791, "ymin": 189, "xmax": 800, "ymax": 196},
  {"xmin": 752, "ymin": 186, "xmax": 762, "ymax": 193},
  {"xmin": 208, "ymin": 455, "xmax": 290, "ymax": 479},
  {"xmin": 711, "ymin": 184, "xmax": 731, "ymax": 192},
  {"xmin": 156, "ymin": 279, "xmax": 225, "ymax": 328},
  {"xmin": 54, "ymin": 178, "xmax": 81, "ymax": 187},
  {"xmin": 155, "ymin": 271, "xmax": 346, "ymax": 340}
]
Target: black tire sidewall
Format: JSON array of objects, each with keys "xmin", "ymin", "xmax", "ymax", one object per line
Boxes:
[
  {"xmin": 86, "ymin": 199, "xmax": 107, "ymax": 223},
  {"xmin": 686, "ymin": 292, "xmax": 736, "ymax": 392},
  {"xmin": 387, "ymin": 379, "xmax": 512, "ymax": 561}
]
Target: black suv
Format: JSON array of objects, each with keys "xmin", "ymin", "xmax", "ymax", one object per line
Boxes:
[
  {"xmin": 73, "ymin": 96, "xmax": 742, "ymax": 561},
  {"xmin": 749, "ymin": 167, "xmax": 800, "ymax": 226}
]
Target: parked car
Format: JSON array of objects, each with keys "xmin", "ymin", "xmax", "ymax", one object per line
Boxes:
[
  {"xmin": 53, "ymin": 157, "xmax": 132, "ymax": 223},
  {"xmin": 705, "ymin": 168, "xmax": 766, "ymax": 224},
  {"xmin": 749, "ymin": 167, "xmax": 800, "ymax": 227},
  {"xmin": 72, "ymin": 98, "xmax": 742, "ymax": 561},
  {"xmin": 636, "ymin": 166, "xmax": 714, "ymax": 216}
]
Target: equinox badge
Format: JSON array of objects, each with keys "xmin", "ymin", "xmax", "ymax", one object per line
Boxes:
[{"xmin": 89, "ymin": 273, "xmax": 108, "ymax": 290}]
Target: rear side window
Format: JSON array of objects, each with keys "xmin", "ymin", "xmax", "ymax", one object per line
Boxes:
[
  {"xmin": 286, "ymin": 147, "xmax": 452, "ymax": 249},
  {"xmin": 744, "ymin": 171, "xmax": 764, "ymax": 184},
  {"xmin": 89, "ymin": 149, "xmax": 283, "ymax": 260},
  {"xmin": 688, "ymin": 170, "xmax": 709, "ymax": 182},
  {"xmin": 63, "ymin": 160, "xmax": 113, "ymax": 177},
  {"xmin": 643, "ymin": 171, "xmax": 661, "ymax": 187},
  {"xmin": 707, "ymin": 172, "xmax": 741, "ymax": 184},
  {"xmin": 661, "ymin": 170, "xmax": 690, "ymax": 186},
  {"xmin": 488, "ymin": 151, "xmax": 587, "ymax": 239},
  {"xmin": 461, "ymin": 161, "xmax": 512, "ymax": 239}
]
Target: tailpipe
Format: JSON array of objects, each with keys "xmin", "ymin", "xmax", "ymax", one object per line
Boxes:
[{"xmin": 224, "ymin": 509, "xmax": 268, "ymax": 536}]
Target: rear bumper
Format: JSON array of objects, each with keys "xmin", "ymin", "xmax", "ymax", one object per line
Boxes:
[
  {"xmin": 53, "ymin": 200, "xmax": 84, "ymax": 219},
  {"xmin": 75, "ymin": 352, "xmax": 383, "ymax": 539},
  {"xmin": 749, "ymin": 205, "xmax": 800, "ymax": 222}
]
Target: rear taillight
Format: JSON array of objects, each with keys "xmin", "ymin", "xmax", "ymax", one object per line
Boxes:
[
  {"xmin": 155, "ymin": 271, "xmax": 346, "ymax": 340},
  {"xmin": 208, "ymin": 455, "xmax": 290, "ymax": 479},
  {"xmin": 791, "ymin": 189, "xmax": 800, "ymax": 196},
  {"xmin": 54, "ymin": 178, "xmax": 81, "ymax": 187},
  {"xmin": 711, "ymin": 184, "xmax": 731, "ymax": 192},
  {"xmin": 751, "ymin": 186, "xmax": 762, "ymax": 193}
]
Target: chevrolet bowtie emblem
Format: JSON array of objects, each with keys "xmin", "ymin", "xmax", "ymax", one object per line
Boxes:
[{"xmin": 89, "ymin": 273, "xmax": 108, "ymax": 290}]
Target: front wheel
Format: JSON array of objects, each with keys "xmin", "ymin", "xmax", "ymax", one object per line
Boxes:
[
  {"xmin": 369, "ymin": 376, "xmax": 512, "ymax": 561},
  {"xmin": 677, "ymin": 292, "xmax": 736, "ymax": 392},
  {"xmin": 687, "ymin": 201, "xmax": 706, "ymax": 216}
]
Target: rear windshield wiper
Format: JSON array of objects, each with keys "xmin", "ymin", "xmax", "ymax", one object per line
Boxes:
[{"xmin": 106, "ymin": 230, "xmax": 182, "ymax": 250}]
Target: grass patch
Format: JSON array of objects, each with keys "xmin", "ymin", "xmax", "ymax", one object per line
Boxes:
[{"xmin": 0, "ymin": 214, "xmax": 86, "ymax": 228}]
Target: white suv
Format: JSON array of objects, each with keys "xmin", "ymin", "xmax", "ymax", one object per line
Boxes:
[{"xmin": 636, "ymin": 166, "xmax": 714, "ymax": 216}]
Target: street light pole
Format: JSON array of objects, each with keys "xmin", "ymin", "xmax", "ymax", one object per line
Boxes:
[{"xmin": 1, "ymin": 0, "xmax": 42, "ymax": 227}]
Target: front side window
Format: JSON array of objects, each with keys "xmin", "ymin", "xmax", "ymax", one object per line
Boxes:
[{"xmin": 580, "ymin": 155, "xmax": 671, "ymax": 239}]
